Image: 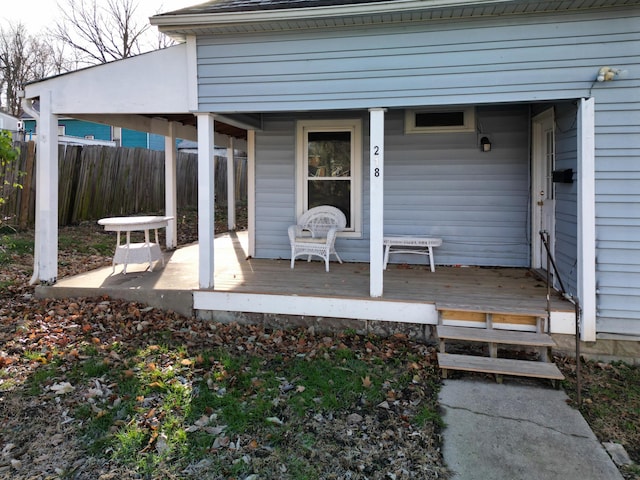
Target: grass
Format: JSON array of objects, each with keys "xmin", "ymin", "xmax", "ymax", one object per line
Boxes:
[
  {"xmin": 58, "ymin": 230, "xmax": 113, "ymax": 256},
  {"xmin": 561, "ymin": 358, "xmax": 640, "ymax": 473},
  {"xmin": 34, "ymin": 337, "xmax": 441, "ymax": 478}
]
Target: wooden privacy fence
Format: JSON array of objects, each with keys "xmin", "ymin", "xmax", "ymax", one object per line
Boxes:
[{"xmin": 0, "ymin": 141, "xmax": 247, "ymax": 227}]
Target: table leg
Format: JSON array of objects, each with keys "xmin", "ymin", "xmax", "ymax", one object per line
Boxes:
[
  {"xmin": 428, "ymin": 246, "xmax": 435, "ymax": 272},
  {"xmin": 112, "ymin": 231, "xmax": 120, "ymax": 273},
  {"xmin": 123, "ymin": 231, "xmax": 131, "ymax": 274},
  {"xmin": 383, "ymin": 244, "xmax": 390, "ymax": 270},
  {"xmin": 154, "ymin": 229, "xmax": 164, "ymax": 267},
  {"xmin": 144, "ymin": 229, "xmax": 153, "ymax": 271}
]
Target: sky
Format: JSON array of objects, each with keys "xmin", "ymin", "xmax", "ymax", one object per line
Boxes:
[{"xmin": 1, "ymin": 0, "xmax": 200, "ymax": 33}]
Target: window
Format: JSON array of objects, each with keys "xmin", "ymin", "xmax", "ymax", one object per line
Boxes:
[
  {"xmin": 405, "ymin": 106, "xmax": 475, "ymax": 134},
  {"xmin": 296, "ymin": 119, "xmax": 362, "ymax": 236}
]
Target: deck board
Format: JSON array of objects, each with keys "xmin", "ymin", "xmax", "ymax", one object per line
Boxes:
[
  {"xmin": 438, "ymin": 353, "xmax": 565, "ymax": 380},
  {"xmin": 51, "ymin": 231, "xmax": 573, "ymax": 316},
  {"xmin": 437, "ymin": 326, "xmax": 556, "ymax": 347}
]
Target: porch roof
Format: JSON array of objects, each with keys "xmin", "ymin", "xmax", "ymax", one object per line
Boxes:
[{"xmin": 21, "ymin": 43, "xmax": 250, "ymax": 141}]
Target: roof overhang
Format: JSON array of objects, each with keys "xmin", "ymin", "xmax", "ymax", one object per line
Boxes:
[
  {"xmin": 22, "ymin": 43, "xmax": 254, "ymax": 140},
  {"xmin": 151, "ymin": 0, "xmax": 638, "ymax": 38}
]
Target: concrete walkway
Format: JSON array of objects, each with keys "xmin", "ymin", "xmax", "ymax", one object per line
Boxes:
[{"xmin": 439, "ymin": 379, "xmax": 624, "ymax": 480}]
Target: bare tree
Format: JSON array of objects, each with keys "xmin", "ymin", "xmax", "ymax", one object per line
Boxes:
[
  {"xmin": 0, "ymin": 22, "xmax": 58, "ymax": 116},
  {"xmin": 53, "ymin": 0, "xmax": 152, "ymax": 66}
]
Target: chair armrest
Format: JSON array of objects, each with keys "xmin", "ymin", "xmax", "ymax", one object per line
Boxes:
[
  {"xmin": 288, "ymin": 224, "xmax": 312, "ymax": 241},
  {"xmin": 325, "ymin": 226, "xmax": 338, "ymax": 245}
]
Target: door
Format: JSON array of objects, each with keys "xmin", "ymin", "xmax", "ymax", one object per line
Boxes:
[{"xmin": 532, "ymin": 109, "xmax": 556, "ymax": 280}]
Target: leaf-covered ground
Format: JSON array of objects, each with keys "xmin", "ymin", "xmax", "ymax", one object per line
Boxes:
[
  {"xmin": 1, "ymin": 207, "xmax": 638, "ymax": 479},
  {"xmin": 0, "ymin": 209, "xmax": 448, "ymax": 479}
]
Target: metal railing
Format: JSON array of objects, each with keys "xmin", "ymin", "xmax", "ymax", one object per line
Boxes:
[{"xmin": 540, "ymin": 230, "xmax": 582, "ymax": 405}]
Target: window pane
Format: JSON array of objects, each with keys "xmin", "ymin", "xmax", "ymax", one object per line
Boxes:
[
  {"xmin": 308, "ymin": 131, "xmax": 351, "ymax": 177},
  {"xmin": 308, "ymin": 179, "xmax": 351, "ymax": 228},
  {"xmin": 415, "ymin": 111, "xmax": 465, "ymax": 127}
]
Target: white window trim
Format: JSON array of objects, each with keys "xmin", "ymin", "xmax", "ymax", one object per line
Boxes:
[
  {"xmin": 296, "ymin": 118, "xmax": 362, "ymax": 238},
  {"xmin": 57, "ymin": 125, "xmax": 66, "ymax": 136},
  {"xmin": 405, "ymin": 106, "xmax": 476, "ymax": 134}
]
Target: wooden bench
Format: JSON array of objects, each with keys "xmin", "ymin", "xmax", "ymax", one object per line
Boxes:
[{"xmin": 383, "ymin": 235, "xmax": 442, "ymax": 272}]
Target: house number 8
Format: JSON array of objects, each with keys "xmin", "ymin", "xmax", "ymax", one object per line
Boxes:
[{"xmin": 374, "ymin": 168, "xmax": 380, "ymax": 177}]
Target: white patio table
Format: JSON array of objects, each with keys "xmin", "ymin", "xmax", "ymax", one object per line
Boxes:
[
  {"xmin": 383, "ymin": 235, "xmax": 443, "ymax": 272},
  {"xmin": 98, "ymin": 216, "xmax": 173, "ymax": 274}
]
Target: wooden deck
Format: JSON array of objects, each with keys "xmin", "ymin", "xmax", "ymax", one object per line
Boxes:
[
  {"xmin": 207, "ymin": 232, "xmax": 571, "ymax": 314},
  {"xmin": 43, "ymin": 231, "xmax": 573, "ymax": 323}
]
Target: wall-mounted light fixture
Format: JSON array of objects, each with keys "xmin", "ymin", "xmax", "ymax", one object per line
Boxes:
[
  {"xmin": 596, "ymin": 66, "xmax": 624, "ymax": 82},
  {"xmin": 480, "ymin": 136, "xmax": 491, "ymax": 152}
]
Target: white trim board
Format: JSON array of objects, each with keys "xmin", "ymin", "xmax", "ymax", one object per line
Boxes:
[
  {"xmin": 193, "ymin": 291, "xmax": 576, "ymax": 333},
  {"xmin": 194, "ymin": 291, "xmax": 437, "ymax": 324}
]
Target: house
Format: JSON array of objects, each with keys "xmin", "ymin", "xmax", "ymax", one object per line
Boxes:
[
  {"xmin": 20, "ymin": 115, "xmax": 168, "ymax": 149},
  {"xmin": 0, "ymin": 111, "xmax": 19, "ymax": 133},
  {"xmin": 22, "ymin": 0, "xmax": 640, "ymax": 362}
]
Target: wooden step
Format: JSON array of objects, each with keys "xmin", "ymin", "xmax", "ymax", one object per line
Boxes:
[
  {"xmin": 437, "ymin": 326, "xmax": 556, "ymax": 348},
  {"xmin": 437, "ymin": 353, "xmax": 565, "ymax": 380},
  {"xmin": 436, "ymin": 302, "xmax": 547, "ymax": 318}
]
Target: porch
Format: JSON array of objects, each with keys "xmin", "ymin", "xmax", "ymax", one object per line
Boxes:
[{"xmin": 37, "ymin": 231, "xmax": 575, "ymax": 335}]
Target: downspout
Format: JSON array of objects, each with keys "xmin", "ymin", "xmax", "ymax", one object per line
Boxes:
[{"xmin": 21, "ymin": 95, "xmax": 40, "ymax": 285}]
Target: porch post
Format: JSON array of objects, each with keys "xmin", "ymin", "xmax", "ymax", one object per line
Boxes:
[
  {"xmin": 578, "ymin": 98, "xmax": 596, "ymax": 341},
  {"xmin": 369, "ymin": 108, "xmax": 386, "ymax": 298},
  {"xmin": 164, "ymin": 122, "xmax": 178, "ymax": 249},
  {"xmin": 34, "ymin": 91, "xmax": 59, "ymax": 284},
  {"xmin": 196, "ymin": 113, "xmax": 216, "ymax": 289},
  {"xmin": 247, "ymin": 130, "xmax": 256, "ymax": 257},
  {"xmin": 227, "ymin": 137, "xmax": 236, "ymax": 230}
]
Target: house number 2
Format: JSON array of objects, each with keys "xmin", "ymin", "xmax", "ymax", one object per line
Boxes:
[{"xmin": 373, "ymin": 146, "xmax": 380, "ymax": 177}]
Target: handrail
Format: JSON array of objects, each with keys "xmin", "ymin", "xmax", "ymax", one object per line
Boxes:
[{"xmin": 539, "ymin": 230, "xmax": 582, "ymax": 405}]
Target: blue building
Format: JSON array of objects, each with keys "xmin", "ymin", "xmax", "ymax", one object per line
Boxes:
[{"xmin": 22, "ymin": 117, "xmax": 166, "ymax": 150}]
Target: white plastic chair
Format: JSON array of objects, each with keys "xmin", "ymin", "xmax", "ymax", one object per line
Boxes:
[{"xmin": 288, "ymin": 205, "xmax": 347, "ymax": 272}]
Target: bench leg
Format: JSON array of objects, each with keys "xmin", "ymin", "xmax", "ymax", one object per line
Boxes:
[{"xmin": 383, "ymin": 245, "xmax": 390, "ymax": 270}]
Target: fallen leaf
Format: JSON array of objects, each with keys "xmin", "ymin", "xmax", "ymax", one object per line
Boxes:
[
  {"xmin": 50, "ymin": 382, "xmax": 75, "ymax": 395},
  {"xmin": 361, "ymin": 376, "xmax": 372, "ymax": 388},
  {"xmin": 266, "ymin": 416, "xmax": 284, "ymax": 425},
  {"xmin": 156, "ymin": 433, "xmax": 169, "ymax": 454}
]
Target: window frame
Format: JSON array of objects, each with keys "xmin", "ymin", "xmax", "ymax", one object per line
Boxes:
[
  {"xmin": 405, "ymin": 106, "xmax": 476, "ymax": 134},
  {"xmin": 296, "ymin": 118, "xmax": 362, "ymax": 237}
]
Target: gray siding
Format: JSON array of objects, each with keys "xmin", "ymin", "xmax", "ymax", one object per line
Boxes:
[
  {"xmin": 197, "ymin": 9, "xmax": 638, "ymax": 112},
  {"xmin": 384, "ymin": 106, "xmax": 530, "ymax": 266},
  {"xmin": 255, "ymin": 106, "xmax": 530, "ymax": 267},
  {"xmin": 204, "ymin": 6, "xmax": 640, "ymax": 335},
  {"xmin": 595, "ymin": 93, "xmax": 640, "ymax": 335}
]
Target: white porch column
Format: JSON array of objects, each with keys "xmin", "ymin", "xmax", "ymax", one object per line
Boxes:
[
  {"xmin": 247, "ymin": 130, "xmax": 256, "ymax": 258},
  {"xmin": 369, "ymin": 108, "xmax": 386, "ymax": 298},
  {"xmin": 164, "ymin": 122, "xmax": 178, "ymax": 249},
  {"xmin": 578, "ymin": 98, "xmax": 597, "ymax": 341},
  {"xmin": 226, "ymin": 137, "xmax": 236, "ymax": 230},
  {"xmin": 34, "ymin": 91, "xmax": 59, "ymax": 284},
  {"xmin": 197, "ymin": 113, "xmax": 216, "ymax": 289}
]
